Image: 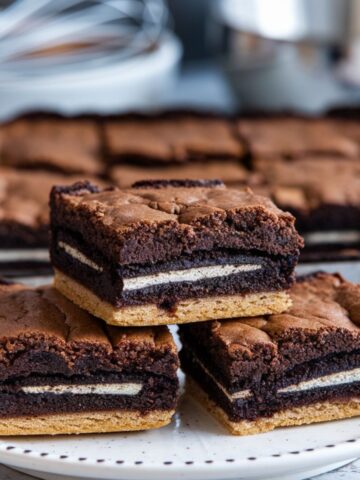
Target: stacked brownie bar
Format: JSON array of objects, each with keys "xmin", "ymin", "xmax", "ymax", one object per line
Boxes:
[
  {"xmin": 180, "ymin": 272, "xmax": 360, "ymax": 434},
  {"xmin": 49, "ymin": 180, "xmax": 302, "ymax": 326},
  {"xmin": 0, "ymin": 279, "xmax": 179, "ymax": 435}
]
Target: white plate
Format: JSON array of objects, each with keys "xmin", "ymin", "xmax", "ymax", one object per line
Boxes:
[{"xmin": 0, "ymin": 374, "xmax": 359, "ymax": 480}]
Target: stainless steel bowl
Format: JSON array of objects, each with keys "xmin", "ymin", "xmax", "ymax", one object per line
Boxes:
[{"xmin": 210, "ymin": 0, "xmax": 354, "ymax": 111}]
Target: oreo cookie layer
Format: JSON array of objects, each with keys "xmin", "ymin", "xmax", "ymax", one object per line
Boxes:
[{"xmin": 51, "ymin": 227, "xmax": 297, "ymax": 308}]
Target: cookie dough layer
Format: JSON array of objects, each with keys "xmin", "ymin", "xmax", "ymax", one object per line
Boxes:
[
  {"xmin": 54, "ymin": 269, "xmax": 292, "ymax": 327},
  {"xmin": 0, "ymin": 409, "xmax": 175, "ymax": 436},
  {"xmin": 188, "ymin": 378, "xmax": 360, "ymax": 436}
]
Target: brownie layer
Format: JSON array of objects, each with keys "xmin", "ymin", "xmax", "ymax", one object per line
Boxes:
[
  {"xmin": 51, "ymin": 227, "xmax": 297, "ymax": 308},
  {"xmin": 0, "ymin": 372, "xmax": 178, "ymax": 418},
  {"xmin": 50, "ymin": 181, "xmax": 303, "ymax": 266},
  {"xmin": 0, "ymin": 282, "xmax": 178, "ymax": 382},
  {"xmin": 180, "ymin": 330, "xmax": 360, "ymax": 392},
  {"xmin": 182, "ymin": 348, "xmax": 360, "ymax": 421}
]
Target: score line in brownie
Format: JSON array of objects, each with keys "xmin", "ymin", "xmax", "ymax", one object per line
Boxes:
[
  {"xmin": 49, "ymin": 180, "xmax": 303, "ymax": 327},
  {"xmin": 179, "ymin": 272, "xmax": 360, "ymax": 435},
  {"xmin": 0, "ymin": 281, "xmax": 179, "ymax": 435}
]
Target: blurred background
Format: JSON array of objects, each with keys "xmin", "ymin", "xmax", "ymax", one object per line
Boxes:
[
  {"xmin": 1, "ymin": 0, "xmax": 360, "ymax": 284},
  {"xmin": 2, "ymin": 0, "xmax": 360, "ymax": 118}
]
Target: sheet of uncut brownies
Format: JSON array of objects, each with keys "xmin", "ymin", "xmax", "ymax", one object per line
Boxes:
[{"xmin": 0, "ymin": 112, "xmax": 360, "ymax": 436}]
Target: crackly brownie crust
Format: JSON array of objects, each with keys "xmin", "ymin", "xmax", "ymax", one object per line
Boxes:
[
  {"xmin": 1, "ymin": 118, "xmax": 103, "ymax": 175},
  {"xmin": 180, "ymin": 272, "xmax": 360, "ymax": 429},
  {"xmin": 50, "ymin": 181, "xmax": 303, "ymax": 265}
]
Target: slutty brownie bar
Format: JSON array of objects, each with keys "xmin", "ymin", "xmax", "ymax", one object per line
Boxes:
[
  {"xmin": 179, "ymin": 272, "xmax": 360, "ymax": 435},
  {"xmin": 50, "ymin": 179, "xmax": 303, "ymax": 327},
  {"xmin": 254, "ymin": 158, "xmax": 360, "ymax": 253},
  {"xmin": 0, "ymin": 280, "xmax": 178, "ymax": 435}
]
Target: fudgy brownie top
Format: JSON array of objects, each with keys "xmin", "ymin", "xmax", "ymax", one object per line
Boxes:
[
  {"xmin": 254, "ymin": 158, "xmax": 360, "ymax": 211},
  {"xmin": 180, "ymin": 272, "xmax": 360, "ymax": 382},
  {"xmin": 104, "ymin": 115, "xmax": 244, "ymax": 163},
  {"xmin": 1, "ymin": 119, "xmax": 103, "ymax": 175},
  {"xmin": 50, "ymin": 181, "xmax": 303, "ymax": 265},
  {"xmin": 110, "ymin": 161, "xmax": 252, "ymax": 188},
  {"xmin": 0, "ymin": 281, "xmax": 178, "ymax": 381},
  {"xmin": 238, "ymin": 118, "xmax": 359, "ymax": 159},
  {"xmin": 0, "ymin": 168, "xmax": 103, "ymax": 231}
]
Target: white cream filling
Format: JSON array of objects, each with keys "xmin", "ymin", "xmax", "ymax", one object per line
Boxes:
[
  {"xmin": 58, "ymin": 241, "xmax": 262, "ymax": 291},
  {"xmin": 22, "ymin": 383, "xmax": 143, "ymax": 396},
  {"xmin": 190, "ymin": 354, "xmax": 252, "ymax": 401},
  {"xmin": 303, "ymin": 231, "xmax": 360, "ymax": 246},
  {"xmin": 278, "ymin": 368, "xmax": 360, "ymax": 394},
  {"xmin": 123, "ymin": 264, "xmax": 262, "ymax": 292},
  {"xmin": 0, "ymin": 249, "xmax": 49, "ymax": 262},
  {"xmin": 58, "ymin": 241, "xmax": 103, "ymax": 272},
  {"xmin": 191, "ymin": 353, "xmax": 359, "ymax": 402}
]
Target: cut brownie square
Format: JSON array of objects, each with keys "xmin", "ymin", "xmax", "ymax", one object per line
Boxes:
[
  {"xmin": 179, "ymin": 272, "xmax": 360, "ymax": 435},
  {"xmin": 1, "ymin": 118, "xmax": 103, "ymax": 175},
  {"xmin": 109, "ymin": 161, "xmax": 254, "ymax": 188},
  {"xmin": 254, "ymin": 158, "xmax": 360, "ymax": 252},
  {"xmin": 237, "ymin": 118, "xmax": 359, "ymax": 159},
  {"xmin": 0, "ymin": 280, "xmax": 179, "ymax": 435},
  {"xmin": 50, "ymin": 179, "xmax": 303, "ymax": 327},
  {"xmin": 0, "ymin": 168, "xmax": 104, "ymax": 248},
  {"xmin": 104, "ymin": 114, "xmax": 244, "ymax": 164}
]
